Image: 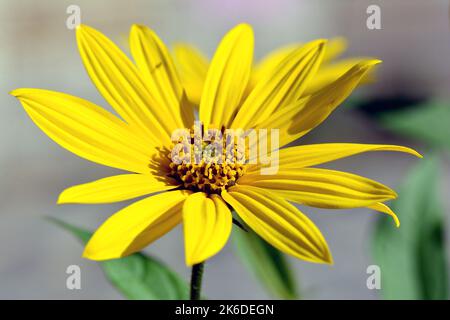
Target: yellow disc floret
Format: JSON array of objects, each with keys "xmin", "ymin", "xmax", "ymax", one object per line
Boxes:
[{"xmin": 168, "ymin": 125, "xmax": 246, "ymax": 194}]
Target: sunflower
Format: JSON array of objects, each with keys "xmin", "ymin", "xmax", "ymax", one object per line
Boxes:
[
  {"xmin": 174, "ymin": 36, "xmax": 375, "ymax": 106},
  {"xmin": 11, "ymin": 23, "xmax": 420, "ymax": 266}
]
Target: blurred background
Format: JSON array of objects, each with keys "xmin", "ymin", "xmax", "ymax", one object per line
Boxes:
[{"xmin": 0, "ymin": 0, "xmax": 449, "ymax": 299}]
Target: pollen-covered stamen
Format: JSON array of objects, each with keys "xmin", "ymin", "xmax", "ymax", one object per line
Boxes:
[{"xmin": 168, "ymin": 125, "xmax": 246, "ymax": 194}]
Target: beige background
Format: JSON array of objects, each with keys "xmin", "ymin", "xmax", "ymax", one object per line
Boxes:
[{"xmin": 0, "ymin": 0, "xmax": 449, "ymax": 299}]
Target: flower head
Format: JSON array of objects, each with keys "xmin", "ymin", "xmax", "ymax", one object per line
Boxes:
[{"xmin": 11, "ymin": 23, "xmax": 420, "ymax": 266}]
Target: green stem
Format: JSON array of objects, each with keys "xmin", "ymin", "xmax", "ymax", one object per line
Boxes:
[{"xmin": 190, "ymin": 262, "xmax": 205, "ymax": 300}]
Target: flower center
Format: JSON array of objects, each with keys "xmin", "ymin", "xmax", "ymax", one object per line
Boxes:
[{"xmin": 167, "ymin": 125, "xmax": 246, "ymax": 194}]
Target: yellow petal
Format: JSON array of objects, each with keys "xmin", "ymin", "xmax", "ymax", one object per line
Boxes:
[
  {"xmin": 251, "ymin": 42, "xmax": 301, "ymax": 84},
  {"xmin": 58, "ymin": 174, "xmax": 179, "ymax": 204},
  {"xmin": 290, "ymin": 60, "xmax": 381, "ymax": 136},
  {"xmin": 199, "ymin": 24, "xmax": 254, "ymax": 128},
  {"xmin": 76, "ymin": 24, "xmax": 173, "ymax": 146},
  {"xmin": 369, "ymin": 202, "xmax": 400, "ymax": 228},
  {"xmin": 232, "ymin": 40, "xmax": 326, "ymax": 129},
  {"xmin": 183, "ymin": 193, "xmax": 232, "ymax": 265},
  {"xmin": 240, "ymin": 168, "xmax": 397, "ymax": 209},
  {"xmin": 11, "ymin": 88, "xmax": 152, "ymax": 173},
  {"xmin": 222, "ymin": 185, "xmax": 332, "ymax": 264},
  {"xmin": 305, "ymin": 57, "xmax": 377, "ymax": 95},
  {"xmin": 83, "ymin": 190, "xmax": 190, "ymax": 260},
  {"xmin": 250, "ymin": 37, "xmax": 347, "ymax": 90},
  {"xmin": 267, "ymin": 59, "xmax": 381, "ymax": 147},
  {"xmin": 246, "ymin": 143, "xmax": 422, "ymax": 174},
  {"xmin": 322, "ymin": 37, "xmax": 348, "ymax": 62},
  {"xmin": 129, "ymin": 24, "xmax": 193, "ymax": 128},
  {"xmin": 173, "ymin": 43, "xmax": 209, "ymax": 106}
]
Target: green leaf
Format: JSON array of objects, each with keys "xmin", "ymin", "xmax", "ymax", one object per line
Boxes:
[
  {"xmin": 232, "ymin": 222, "xmax": 298, "ymax": 299},
  {"xmin": 48, "ymin": 218, "xmax": 189, "ymax": 300},
  {"xmin": 372, "ymin": 156, "xmax": 448, "ymax": 299},
  {"xmin": 380, "ymin": 101, "xmax": 450, "ymax": 151}
]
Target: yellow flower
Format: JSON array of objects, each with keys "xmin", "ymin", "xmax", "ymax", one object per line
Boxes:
[
  {"xmin": 11, "ymin": 23, "xmax": 420, "ymax": 266},
  {"xmin": 174, "ymin": 37, "xmax": 375, "ymax": 106}
]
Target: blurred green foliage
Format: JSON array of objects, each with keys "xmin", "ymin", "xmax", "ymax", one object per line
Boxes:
[
  {"xmin": 232, "ymin": 222, "xmax": 298, "ymax": 299},
  {"xmin": 373, "ymin": 156, "xmax": 448, "ymax": 299},
  {"xmin": 49, "ymin": 218, "xmax": 189, "ymax": 300},
  {"xmin": 381, "ymin": 102, "xmax": 450, "ymax": 151}
]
